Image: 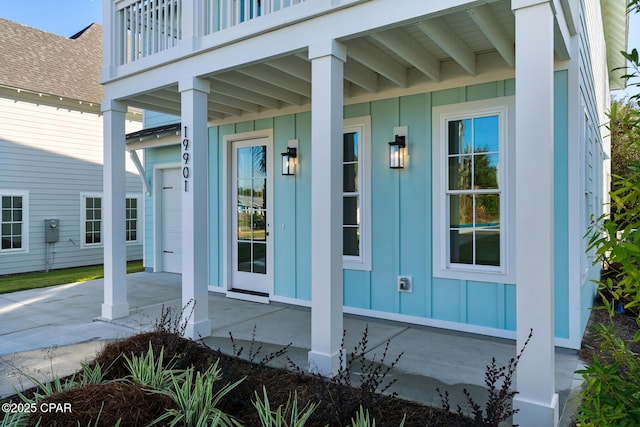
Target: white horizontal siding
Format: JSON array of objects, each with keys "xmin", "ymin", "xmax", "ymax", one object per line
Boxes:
[{"xmin": 0, "ymin": 96, "xmax": 143, "ymax": 275}]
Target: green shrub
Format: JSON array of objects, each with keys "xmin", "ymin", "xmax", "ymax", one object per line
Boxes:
[
  {"xmin": 123, "ymin": 343, "xmax": 181, "ymax": 390},
  {"xmin": 253, "ymin": 386, "xmax": 317, "ymax": 427},
  {"xmin": 151, "ymin": 362, "xmax": 244, "ymax": 427},
  {"xmin": 576, "ymin": 324, "xmax": 640, "ymax": 426},
  {"xmin": 349, "ymin": 405, "xmax": 405, "ymax": 427}
]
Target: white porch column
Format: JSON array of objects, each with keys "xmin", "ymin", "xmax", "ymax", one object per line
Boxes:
[
  {"xmin": 512, "ymin": 1, "xmax": 559, "ymax": 426},
  {"xmin": 179, "ymin": 77, "xmax": 211, "ymax": 339},
  {"xmin": 308, "ymin": 39, "xmax": 346, "ymax": 376},
  {"xmin": 102, "ymin": 99, "xmax": 129, "ymax": 319}
]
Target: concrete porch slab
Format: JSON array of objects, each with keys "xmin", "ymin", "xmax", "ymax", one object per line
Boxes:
[{"xmin": 0, "ymin": 271, "xmax": 583, "ymax": 425}]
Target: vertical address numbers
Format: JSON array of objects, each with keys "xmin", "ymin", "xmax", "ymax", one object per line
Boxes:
[{"xmin": 182, "ymin": 126, "xmax": 190, "ymax": 192}]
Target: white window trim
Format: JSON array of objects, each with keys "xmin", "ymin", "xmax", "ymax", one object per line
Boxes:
[
  {"xmin": 0, "ymin": 190, "xmax": 29, "ymax": 254},
  {"xmin": 80, "ymin": 192, "xmax": 142, "ymax": 248},
  {"xmin": 432, "ymin": 97, "xmax": 515, "ymax": 283},
  {"xmin": 343, "ymin": 116, "xmax": 372, "ymax": 271}
]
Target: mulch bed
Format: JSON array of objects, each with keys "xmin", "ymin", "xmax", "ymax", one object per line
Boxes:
[
  {"xmin": 578, "ymin": 291, "xmax": 640, "ymax": 363},
  {"xmin": 14, "ymin": 331, "xmax": 456, "ymax": 426},
  {"xmin": 25, "ymin": 383, "xmax": 175, "ymax": 427}
]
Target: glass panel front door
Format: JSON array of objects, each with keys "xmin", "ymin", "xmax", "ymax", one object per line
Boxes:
[
  {"xmin": 236, "ymin": 146, "xmax": 267, "ymax": 274},
  {"xmin": 231, "ymin": 138, "xmax": 271, "ymax": 295}
]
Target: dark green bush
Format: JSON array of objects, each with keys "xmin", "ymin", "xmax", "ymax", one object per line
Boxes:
[{"xmin": 576, "ymin": 324, "xmax": 640, "ymax": 426}]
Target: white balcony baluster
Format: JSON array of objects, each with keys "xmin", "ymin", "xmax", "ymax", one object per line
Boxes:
[
  {"xmin": 202, "ymin": 0, "xmax": 307, "ymax": 36},
  {"xmin": 116, "ymin": 0, "xmax": 183, "ymax": 65},
  {"xmin": 114, "ymin": 0, "xmax": 307, "ymax": 65}
]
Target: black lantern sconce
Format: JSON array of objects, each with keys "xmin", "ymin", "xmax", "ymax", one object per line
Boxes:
[
  {"xmin": 388, "ymin": 134, "xmax": 406, "ymax": 169},
  {"xmin": 281, "ymin": 146, "xmax": 298, "ymax": 176}
]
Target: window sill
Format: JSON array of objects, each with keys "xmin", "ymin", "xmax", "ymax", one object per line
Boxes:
[
  {"xmin": 433, "ymin": 265, "xmax": 514, "ymax": 284},
  {"xmin": 81, "ymin": 241, "xmax": 142, "ymax": 249},
  {"xmin": 343, "ymin": 260, "xmax": 372, "ymax": 271},
  {"xmin": 0, "ymin": 249, "xmax": 28, "ymax": 255}
]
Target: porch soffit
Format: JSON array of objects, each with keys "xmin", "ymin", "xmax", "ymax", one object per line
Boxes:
[
  {"xmin": 601, "ymin": 0, "xmax": 629, "ymax": 90},
  {"xmin": 115, "ymin": 0, "xmax": 575, "ymax": 123}
]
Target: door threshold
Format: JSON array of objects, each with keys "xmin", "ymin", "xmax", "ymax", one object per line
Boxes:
[{"xmin": 227, "ymin": 288, "xmax": 270, "ymax": 304}]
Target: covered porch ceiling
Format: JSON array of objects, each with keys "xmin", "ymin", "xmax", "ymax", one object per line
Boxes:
[{"xmin": 119, "ymin": 0, "xmax": 570, "ymax": 123}]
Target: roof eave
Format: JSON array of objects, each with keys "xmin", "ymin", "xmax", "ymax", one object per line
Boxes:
[{"xmin": 602, "ymin": 0, "xmax": 629, "ymax": 90}]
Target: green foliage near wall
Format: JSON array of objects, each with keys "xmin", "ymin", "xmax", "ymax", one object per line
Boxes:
[
  {"xmin": 588, "ymin": 91, "xmax": 640, "ymax": 326},
  {"xmin": 579, "ymin": 2, "xmax": 640, "ymax": 424}
]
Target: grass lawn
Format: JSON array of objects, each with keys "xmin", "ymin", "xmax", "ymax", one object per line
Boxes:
[{"xmin": 0, "ymin": 261, "xmax": 144, "ymax": 294}]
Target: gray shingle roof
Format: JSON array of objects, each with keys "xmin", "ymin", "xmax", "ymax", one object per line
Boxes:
[{"xmin": 0, "ymin": 18, "xmax": 103, "ymax": 104}]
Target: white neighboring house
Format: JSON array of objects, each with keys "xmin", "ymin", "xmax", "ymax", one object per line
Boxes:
[
  {"xmin": 0, "ymin": 19, "xmax": 143, "ymax": 275},
  {"xmin": 100, "ymin": 0, "xmax": 626, "ymax": 424}
]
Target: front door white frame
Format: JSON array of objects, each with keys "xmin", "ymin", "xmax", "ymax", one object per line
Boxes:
[
  {"xmin": 222, "ymin": 129, "xmax": 274, "ymax": 302},
  {"xmin": 153, "ymin": 163, "xmax": 181, "ymax": 273}
]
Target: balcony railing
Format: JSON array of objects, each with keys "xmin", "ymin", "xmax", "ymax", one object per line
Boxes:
[
  {"xmin": 114, "ymin": 0, "xmax": 307, "ymax": 65},
  {"xmin": 204, "ymin": 0, "xmax": 306, "ymax": 34},
  {"xmin": 116, "ymin": 0, "xmax": 183, "ymax": 65}
]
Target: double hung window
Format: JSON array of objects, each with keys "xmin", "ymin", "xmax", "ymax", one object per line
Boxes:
[
  {"xmin": 343, "ymin": 117, "xmax": 371, "ymax": 270},
  {"xmin": 1, "ymin": 192, "xmax": 28, "ymax": 252},
  {"xmin": 433, "ymin": 98, "xmax": 514, "ymax": 282},
  {"xmin": 85, "ymin": 196, "xmax": 102, "ymax": 245}
]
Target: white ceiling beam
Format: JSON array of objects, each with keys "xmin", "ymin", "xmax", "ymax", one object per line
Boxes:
[
  {"xmin": 416, "ymin": 18, "xmax": 477, "ymax": 75},
  {"xmin": 167, "ymin": 85, "xmax": 262, "ymax": 113},
  {"xmin": 208, "ymin": 101, "xmax": 243, "ymax": 116},
  {"xmin": 209, "ymin": 80, "xmax": 282, "ymax": 110},
  {"xmin": 344, "ymin": 59, "xmax": 379, "ymax": 92},
  {"xmin": 126, "ymin": 99, "xmax": 180, "ymax": 117},
  {"xmin": 142, "ymin": 90, "xmax": 181, "ymax": 104},
  {"xmin": 214, "ymin": 73, "xmax": 304, "ymax": 106},
  {"xmin": 266, "ymin": 56, "xmax": 312, "ymax": 82},
  {"xmin": 208, "ymin": 92, "xmax": 262, "ymax": 113},
  {"xmin": 467, "ymin": 5, "xmax": 515, "ymax": 68},
  {"xmin": 343, "ymin": 80, "xmax": 352, "ymax": 98},
  {"xmin": 345, "ymin": 38, "xmax": 408, "ymax": 87},
  {"xmin": 133, "ymin": 93, "xmax": 181, "ymax": 110},
  {"xmin": 237, "ymin": 64, "xmax": 312, "ymax": 97},
  {"xmin": 372, "ymin": 29, "xmax": 440, "ymax": 81}
]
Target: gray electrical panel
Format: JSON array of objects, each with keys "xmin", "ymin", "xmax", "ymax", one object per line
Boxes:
[{"xmin": 44, "ymin": 219, "xmax": 59, "ymax": 243}]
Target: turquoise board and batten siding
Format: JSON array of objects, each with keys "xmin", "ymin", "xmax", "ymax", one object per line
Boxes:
[{"xmin": 144, "ymin": 74, "xmax": 572, "ymax": 338}]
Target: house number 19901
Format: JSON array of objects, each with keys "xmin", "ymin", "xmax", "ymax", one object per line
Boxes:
[{"xmin": 182, "ymin": 126, "xmax": 190, "ymax": 192}]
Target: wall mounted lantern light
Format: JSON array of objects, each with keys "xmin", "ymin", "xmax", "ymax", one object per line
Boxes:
[
  {"xmin": 388, "ymin": 135, "xmax": 406, "ymax": 169},
  {"xmin": 281, "ymin": 146, "xmax": 297, "ymax": 176}
]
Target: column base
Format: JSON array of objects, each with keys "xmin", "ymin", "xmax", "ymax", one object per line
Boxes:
[
  {"xmin": 308, "ymin": 350, "xmax": 342, "ymax": 377},
  {"xmin": 513, "ymin": 393, "xmax": 559, "ymax": 427},
  {"xmin": 101, "ymin": 302, "xmax": 129, "ymax": 320},
  {"xmin": 184, "ymin": 318, "xmax": 211, "ymax": 340}
]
